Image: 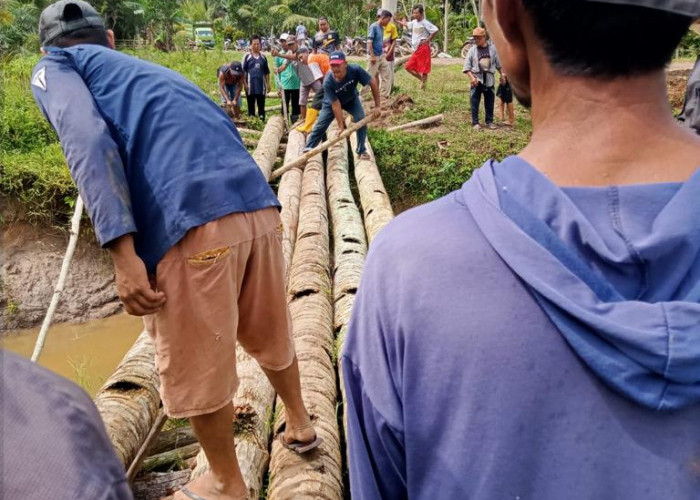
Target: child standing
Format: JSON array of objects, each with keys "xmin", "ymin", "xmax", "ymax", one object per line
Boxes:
[{"xmin": 497, "ymin": 76, "xmax": 515, "ymax": 127}]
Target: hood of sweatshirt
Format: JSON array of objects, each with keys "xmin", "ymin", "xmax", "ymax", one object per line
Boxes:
[{"xmin": 462, "ymin": 156, "xmax": 700, "ymax": 410}]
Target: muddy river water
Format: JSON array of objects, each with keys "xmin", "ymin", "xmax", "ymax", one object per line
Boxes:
[{"xmin": 2, "ymin": 313, "xmax": 144, "ymax": 396}]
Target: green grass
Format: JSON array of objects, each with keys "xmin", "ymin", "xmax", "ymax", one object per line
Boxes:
[
  {"xmin": 0, "ymin": 49, "xmax": 531, "ymax": 223},
  {"xmin": 373, "ymin": 63, "xmax": 531, "ymax": 211}
]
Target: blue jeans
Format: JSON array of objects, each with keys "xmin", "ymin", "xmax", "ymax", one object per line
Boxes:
[
  {"xmin": 305, "ymin": 97, "xmax": 367, "ymax": 154},
  {"xmin": 470, "ymin": 83, "xmax": 495, "ymax": 125},
  {"xmin": 221, "ymin": 83, "xmax": 242, "ymax": 107}
]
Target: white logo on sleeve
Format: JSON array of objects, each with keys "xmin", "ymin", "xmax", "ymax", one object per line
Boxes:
[{"xmin": 31, "ymin": 67, "xmax": 47, "ymax": 91}]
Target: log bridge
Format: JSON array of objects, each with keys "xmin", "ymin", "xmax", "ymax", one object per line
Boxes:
[{"xmin": 96, "ymin": 114, "xmax": 395, "ymax": 500}]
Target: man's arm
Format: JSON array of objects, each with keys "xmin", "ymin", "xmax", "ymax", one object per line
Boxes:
[
  {"xmin": 462, "ymin": 48, "xmax": 478, "ymax": 86},
  {"xmin": 420, "ymin": 20, "xmax": 439, "ymax": 46},
  {"xmin": 218, "ymin": 72, "xmax": 231, "ymax": 104},
  {"xmin": 31, "ymin": 58, "xmax": 164, "ymax": 316},
  {"xmin": 331, "ymin": 98, "xmax": 345, "ymax": 131}
]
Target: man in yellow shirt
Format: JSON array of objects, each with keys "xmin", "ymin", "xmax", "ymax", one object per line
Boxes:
[{"xmin": 383, "ymin": 12, "xmax": 399, "ymax": 91}]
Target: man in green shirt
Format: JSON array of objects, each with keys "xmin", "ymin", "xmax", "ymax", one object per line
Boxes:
[{"xmin": 274, "ymin": 34, "xmax": 301, "ymax": 124}]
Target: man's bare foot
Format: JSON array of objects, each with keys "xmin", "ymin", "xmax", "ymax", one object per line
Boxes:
[{"xmin": 173, "ymin": 471, "xmax": 248, "ymax": 500}]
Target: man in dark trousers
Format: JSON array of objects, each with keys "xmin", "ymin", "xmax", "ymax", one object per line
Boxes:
[
  {"xmin": 303, "ymin": 51, "xmax": 381, "ymax": 160},
  {"xmin": 32, "ymin": 2, "xmax": 321, "ymax": 499},
  {"xmin": 243, "ymin": 35, "xmax": 270, "ymax": 121}
]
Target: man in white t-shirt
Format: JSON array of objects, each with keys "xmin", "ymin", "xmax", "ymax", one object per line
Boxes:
[{"xmin": 397, "ymin": 4, "xmax": 438, "ymax": 90}]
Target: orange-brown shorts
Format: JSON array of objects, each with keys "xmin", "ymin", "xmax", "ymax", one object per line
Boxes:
[{"xmin": 143, "ymin": 207, "xmax": 295, "ymax": 418}]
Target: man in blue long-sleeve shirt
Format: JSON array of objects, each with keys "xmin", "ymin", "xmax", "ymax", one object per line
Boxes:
[
  {"xmin": 32, "ymin": 2, "xmax": 321, "ymax": 499},
  {"xmin": 343, "ymin": 0, "xmax": 700, "ymax": 499}
]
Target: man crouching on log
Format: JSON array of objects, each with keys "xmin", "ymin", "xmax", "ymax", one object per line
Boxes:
[
  {"xmin": 303, "ymin": 51, "xmax": 381, "ymax": 160},
  {"xmin": 31, "ymin": 2, "xmax": 321, "ymax": 499}
]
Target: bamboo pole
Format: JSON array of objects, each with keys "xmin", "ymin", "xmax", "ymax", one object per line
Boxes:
[
  {"xmin": 267, "ymin": 152, "xmax": 343, "ymax": 500},
  {"xmin": 386, "ymin": 113, "xmax": 444, "ymax": 131},
  {"xmin": 270, "ymin": 113, "xmax": 379, "ymax": 180},
  {"xmin": 94, "ymin": 331, "xmax": 161, "ymax": 468},
  {"xmin": 251, "ymin": 115, "xmax": 286, "ymax": 180},
  {"xmin": 274, "ymin": 73, "xmax": 290, "ymax": 131},
  {"xmin": 190, "ymin": 130, "xmax": 306, "ymax": 499},
  {"xmin": 30, "ymin": 196, "xmax": 84, "ymax": 363},
  {"xmin": 348, "ymin": 122, "xmax": 395, "ymax": 244}
]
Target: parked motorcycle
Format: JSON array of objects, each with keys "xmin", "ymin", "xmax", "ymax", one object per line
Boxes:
[
  {"xmin": 352, "ymin": 36, "xmax": 367, "ymax": 56},
  {"xmin": 235, "ymin": 39, "xmax": 249, "ymax": 52},
  {"xmin": 342, "ymin": 35, "xmax": 356, "ymax": 55},
  {"xmin": 460, "ymin": 37, "xmax": 475, "ymax": 58}
]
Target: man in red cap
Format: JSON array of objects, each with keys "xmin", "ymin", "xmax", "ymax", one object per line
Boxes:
[{"xmin": 303, "ymin": 51, "xmax": 381, "ymax": 160}]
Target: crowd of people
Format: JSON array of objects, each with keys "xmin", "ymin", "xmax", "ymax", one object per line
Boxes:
[
  {"xmin": 217, "ymin": 8, "xmax": 521, "ymax": 135},
  {"xmin": 7, "ymin": 0, "xmax": 700, "ymax": 499}
]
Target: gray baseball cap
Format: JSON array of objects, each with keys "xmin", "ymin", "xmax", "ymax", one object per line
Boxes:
[
  {"xmin": 39, "ymin": 0, "xmax": 105, "ymax": 46},
  {"xmin": 587, "ymin": 0, "xmax": 700, "ymax": 16}
]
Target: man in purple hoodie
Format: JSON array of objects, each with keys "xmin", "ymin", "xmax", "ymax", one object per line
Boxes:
[{"xmin": 343, "ymin": 1, "xmax": 700, "ymax": 499}]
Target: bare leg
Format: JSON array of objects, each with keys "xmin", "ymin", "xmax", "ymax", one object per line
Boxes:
[
  {"xmin": 507, "ymin": 102, "xmax": 515, "ymax": 125},
  {"xmin": 498, "ymin": 99, "xmax": 505, "ymax": 122},
  {"xmin": 261, "ymin": 357, "xmax": 315, "ymax": 444},
  {"xmin": 406, "ymin": 68, "xmax": 422, "ymax": 81},
  {"xmin": 300, "ymin": 104, "xmax": 307, "ymax": 120},
  {"xmin": 174, "ymin": 403, "xmax": 249, "ymax": 500},
  {"xmin": 420, "ymin": 74, "xmax": 428, "ymax": 91}
]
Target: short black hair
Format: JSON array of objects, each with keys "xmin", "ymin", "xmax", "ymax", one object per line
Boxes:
[
  {"xmin": 413, "ymin": 4, "xmax": 424, "ymax": 14},
  {"xmin": 521, "ymin": 0, "xmax": 693, "ymax": 78},
  {"xmin": 250, "ymin": 34, "xmax": 261, "ymax": 42},
  {"xmin": 49, "ymin": 26, "xmax": 108, "ymax": 48},
  {"xmin": 318, "ymin": 16, "xmax": 328, "ymax": 22}
]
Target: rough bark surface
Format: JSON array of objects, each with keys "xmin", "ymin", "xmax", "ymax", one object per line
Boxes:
[
  {"xmin": 132, "ymin": 470, "xmax": 191, "ymax": 500},
  {"xmin": 326, "ymin": 125, "xmax": 368, "ymax": 349},
  {"xmin": 190, "ymin": 128, "xmax": 305, "ymax": 500},
  {"xmin": 142, "ymin": 443, "xmax": 201, "ymax": 472},
  {"xmin": 349, "ymin": 133, "xmax": 395, "ymax": 244},
  {"xmin": 151, "ymin": 426, "xmax": 198, "ymax": 455},
  {"xmin": 267, "ymin": 154, "xmax": 343, "ymax": 500},
  {"xmin": 277, "ymin": 131, "xmax": 306, "ymax": 277},
  {"xmin": 252, "ymin": 115, "xmax": 286, "ymax": 180},
  {"xmin": 94, "ymin": 331, "xmax": 160, "ymax": 468}
]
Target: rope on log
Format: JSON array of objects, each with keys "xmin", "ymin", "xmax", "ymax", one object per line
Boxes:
[
  {"xmin": 270, "ymin": 112, "xmax": 380, "ymax": 180},
  {"xmin": 348, "ymin": 119, "xmax": 395, "ymax": 244},
  {"xmin": 190, "ymin": 129, "xmax": 307, "ymax": 500},
  {"xmin": 386, "ymin": 113, "xmax": 444, "ymax": 132},
  {"xmin": 94, "ymin": 331, "xmax": 161, "ymax": 468},
  {"xmin": 31, "ymin": 196, "xmax": 84, "ymax": 363},
  {"xmin": 267, "ymin": 152, "xmax": 343, "ymax": 500},
  {"xmin": 126, "ymin": 410, "xmax": 168, "ymax": 481}
]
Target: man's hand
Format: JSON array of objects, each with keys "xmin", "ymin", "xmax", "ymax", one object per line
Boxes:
[
  {"xmin": 109, "ymin": 235, "xmax": 166, "ymax": 316},
  {"xmin": 470, "ymin": 78, "xmax": 479, "ymax": 88},
  {"xmin": 372, "ymin": 107, "xmax": 382, "ymax": 119}
]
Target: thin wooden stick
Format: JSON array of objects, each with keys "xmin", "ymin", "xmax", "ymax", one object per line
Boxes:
[
  {"xmin": 31, "ymin": 195, "xmax": 84, "ymax": 363},
  {"xmin": 126, "ymin": 409, "xmax": 168, "ymax": 482},
  {"xmin": 386, "ymin": 114, "xmax": 444, "ymax": 132},
  {"xmin": 270, "ymin": 113, "xmax": 379, "ymax": 180},
  {"xmin": 274, "ymin": 74, "xmax": 290, "ymax": 131}
]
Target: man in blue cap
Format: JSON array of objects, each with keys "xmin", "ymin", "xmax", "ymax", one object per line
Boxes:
[
  {"xmin": 31, "ymin": 2, "xmax": 321, "ymax": 499},
  {"xmin": 343, "ymin": 0, "xmax": 700, "ymax": 499},
  {"xmin": 303, "ymin": 51, "xmax": 381, "ymax": 160}
]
